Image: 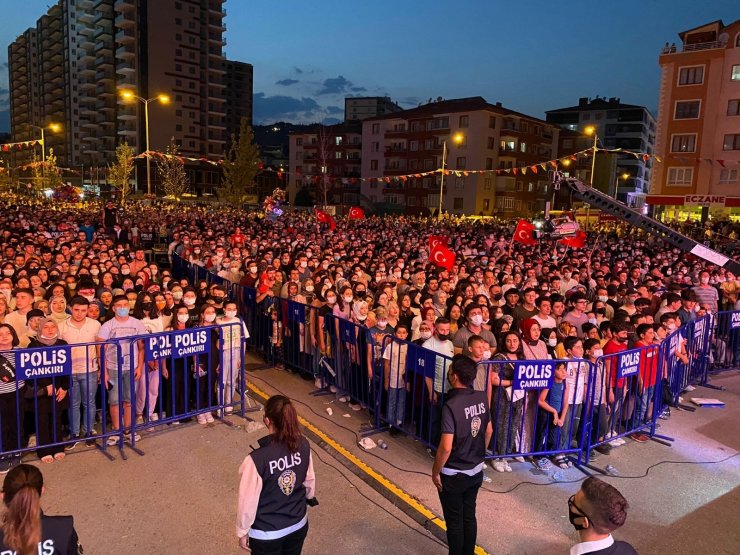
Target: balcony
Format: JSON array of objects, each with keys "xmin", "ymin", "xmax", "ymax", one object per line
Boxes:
[
  {"xmin": 115, "ymin": 28, "xmax": 135, "ymax": 43},
  {"xmin": 114, "ymin": 0, "xmax": 135, "ymax": 13},
  {"xmin": 116, "ymin": 65, "xmax": 136, "ymax": 76},
  {"xmin": 116, "ymin": 46, "xmax": 136, "ymax": 60},
  {"xmin": 115, "ymin": 13, "xmax": 135, "ymax": 28},
  {"xmin": 660, "ymin": 41, "xmax": 723, "ymax": 54}
]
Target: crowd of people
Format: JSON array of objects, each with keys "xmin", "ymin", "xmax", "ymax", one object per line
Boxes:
[{"xmin": 0, "ymin": 193, "xmax": 737, "ymax": 476}]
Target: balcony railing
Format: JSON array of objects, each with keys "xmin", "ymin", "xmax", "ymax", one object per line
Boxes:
[{"xmin": 660, "ymin": 40, "xmax": 723, "ymax": 54}]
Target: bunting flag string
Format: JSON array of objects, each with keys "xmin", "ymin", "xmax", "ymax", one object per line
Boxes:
[{"xmin": 0, "ymin": 140, "xmax": 42, "ymax": 152}]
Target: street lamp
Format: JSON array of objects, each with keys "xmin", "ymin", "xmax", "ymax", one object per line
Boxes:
[
  {"xmin": 614, "ymin": 172, "xmax": 630, "ymax": 202},
  {"xmin": 119, "ymin": 89, "xmax": 170, "ymax": 196},
  {"xmin": 584, "ymin": 125, "xmax": 598, "ymax": 187},
  {"xmin": 28, "ymin": 122, "xmax": 62, "ymax": 164},
  {"xmin": 438, "ymin": 132, "xmax": 464, "ymax": 220}
]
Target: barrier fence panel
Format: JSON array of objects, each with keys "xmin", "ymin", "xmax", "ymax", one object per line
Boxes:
[
  {"xmin": 709, "ymin": 311, "xmax": 740, "ymax": 373},
  {"xmin": 0, "ymin": 341, "xmax": 124, "ymax": 461}
]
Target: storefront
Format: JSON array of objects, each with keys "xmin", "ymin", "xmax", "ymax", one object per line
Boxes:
[{"xmin": 646, "ymin": 195, "xmax": 740, "ymax": 222}]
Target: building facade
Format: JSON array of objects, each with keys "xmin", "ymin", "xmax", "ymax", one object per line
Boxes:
[
  {"xmin": 649, "ymin": 19, "xmax": 740, "ymax": 221},
  {"xmin": 344, "ymin": 96, "xmax": 401, "ymax": 122},
  {"xmin": 224, "ymin": 60, "xmax": 254, "ymax": 140},
  {"xmin": 546, "ymin": 97, "xmax": 655, "ymax": 207},
  {"xmin": 8, "ymin": 0, "xmax": 251, "ymax": 195},
  {"xmin": 359, "ymin": 97, "xmax": 559, "ymax": 217},
  {"xmin": 287, "ymin": 122, "xmax": 363, "ymax": 210}
]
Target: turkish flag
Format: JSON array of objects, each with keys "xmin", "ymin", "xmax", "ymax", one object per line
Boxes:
[
  {"xmin": 429, "ymin": 235, "xmax": 448, "ymax": 252},
  {"xmin": 430, "ymin": 245, "xmax": 455, "ymax": 270},
  {"xmin": 559, "ymin": 230, "xmax": 587, "ymax": 249},
  {"xmin": 513, "ymin": 220, "xmax": 537, "ymax": 245},
  {"xmin": 348, "ymin": 206, "xmax": 365, "ymax": 220},
  {"xmin": 315, "ymin": 209, "xmax": 336, "ymax": 231}
]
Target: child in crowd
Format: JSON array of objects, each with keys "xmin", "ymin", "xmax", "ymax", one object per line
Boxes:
[
  {"xmin": 536, "ymin": 362, "xmax": 570, "ymax": 469},
  {"xmin": 383, "ymin": 324, "xmax": 410, "ymax": 432},
  {"xmin": 269, "ymin": 307, "xmax": 283, "ymax": 369},
  {"xmin": 217, "ymin": 300, "xmax": 249, "ymax": 413}
]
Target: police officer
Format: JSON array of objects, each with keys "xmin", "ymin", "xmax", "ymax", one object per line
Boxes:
[
  {"xmin": 0, "ymin": 464, "xmax": 81, "ymax": 554},
  {"xmin": 236, "ymin": 395, "xmax": 316, "ymax": 554},
  {"xmin": 432, "ymin": 355, "xmax": 492, "ymax": 555}
]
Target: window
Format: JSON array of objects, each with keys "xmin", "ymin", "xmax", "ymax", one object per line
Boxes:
[
  {"xmin": 515, "ymin": 181, "xmax": 523, "ymax": 191},
  {"xmin": 453, "ymin": 198, "xmax": 464, "ymax": 210},
  {"xmin": 728, "ymin": 100, "xmax": 740, "ymax": 116},
  {"xmin": 370, "ymin": 160, "xmax": 378, "ymax": 170},
  {"xmin": 594, "ymin": 112, "xmax": 603, "ymax": 120},
  {"xmin": 335, "ymin": 137, "xmax": 342, "ymax": 146},
  {"xmin": 562, "ymin": 139, "xmax": 573, "ymax": 150},
  {"xmin": 719, "ymin": 169, "xmax": 738, "ymax": 184},
  {"xmin": 483, "ymin": 178, "xmax": 492, "ymax": 191},
  {"xmin": 295, "ymin": 138, "xmax": 303, "ymax": 146},
  {"xmin": 527, "ymin": 182, "xmax": 534, "ymax": 192},
  {"xmin": 409, "ymin": 140, "xmax": 419, "ymax": 151},
  {"xmin": 519, "ymin": 141, "xmax": 527, "ymax": 153},
  {"xmin": 371, "ymin": 123, "xmax": 380, "ymax": 134},
  {"xmin": 334, "ymin": 151, "xmax": 342, "ymax": 159},
  {"xmin": 489, "ymin": 116, "xmax": 496, "ymax": 129},
  {"xmin": 459, "ymin": 115, "xmax": 469, "ymax": 128},
  {"xmin": 454, "ymin": 177, "xmax": 464, "ymax": 190},
  {"xmin": 501, "ymin": 140, "xmax": 515, "ymax": 151},
  {"xmin": 674, "ymin": 101, "xmax": 700, "ymax": 119},
  {"xmin": 732, "ymin": 65, "xmax": 740, "ymax": 81},
  {"xmin": 483, "ymin": 199, "xmax": 490, "ymax": 211},
  {"xmin": 487, "ymin": 137, "xmax": 495, "ymax": 149},
  {"xmin": 671, "ymin": 134, "xmax": 696, "ymax": 152},
  {"xmin": 678, "ymin": 66, "xmax": 704, "ymax": 85},
  {"xmin": 723, "ymin": 134, "xmax": 740, "ymax": 150},
  {"xmin": 456, "ymin": 157, "xmax": 466, "ymax": 169},
  {"xmin": 667, "ymin": 167, "xmax": 693, "ymax": 186}
]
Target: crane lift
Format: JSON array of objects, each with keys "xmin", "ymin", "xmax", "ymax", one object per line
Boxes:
[{"xmin": 549, "ymin": 171, "xmax": 740, "ymax": 275}]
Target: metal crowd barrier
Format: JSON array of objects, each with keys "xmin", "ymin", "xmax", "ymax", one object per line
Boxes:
[{"xmin": 708, "ymin": 311, "xmax": 740, "ymax": 373}]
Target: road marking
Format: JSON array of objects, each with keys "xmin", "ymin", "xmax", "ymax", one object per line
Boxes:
[{"xmin": 245, "ymin": 378, "xmax": 491, "ymax": 555}]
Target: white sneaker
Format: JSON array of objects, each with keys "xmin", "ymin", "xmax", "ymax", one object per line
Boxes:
[
  {"xmin": 106, "ymin": 436, "xmax": 118, "ymax": 447},
  {"xmin": 615, "ymin": 437, "xmax": 627, "ymax": 446},
  {"xmin": 513, "ymin": 456, "xmax": 525, "ymax": 463},
  {"xmin": 608, "ymin": 439, "xmax": 622, "ymax": 448},
  {"xmin": 197, "ymin": 414, "xmax": 207, "ymax": 425},
  {"xmin": 314, "ymin": 377, "xmax": 324, "ymax": 389},
  {"xmin": 338, "ymin": 395, "xmax": 349, "ymax": 403},
  {"xmin": 503, "ymin": 461, "xmax": 513, "ymax": 472},
  {"xmin": 150, "ymin": 413, "xmax": 159, "ymax": 422},
  {"xmin": 329, "ymin": 385, "xmax": 338, "ymax": 393},
  {"xmin": 205, "ymin": 413, "xmax": 215, "ymax": 423},
  {"xmin": 129, "ymin": 433, "xmax": 142, "ymax": 442},
  {"xmin": 224, "ymin": 406, "xmax": 234, "ymax": 414},
  {"xmin": 492, "ymin": 460, "xmax": 507, "ymax": 473}
]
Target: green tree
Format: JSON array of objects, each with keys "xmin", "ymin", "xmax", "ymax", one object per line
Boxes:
[
  {"xmin": 44, "ymin": 148, "xmax": 63, "ymax": 191},
  {"xmin": 220, "ymin": 117, "xmax": 261, "ymax": 206},
  {"xmin": 108, "ymin": 141, "xmax": 136, "ymax": 205},
  {"xmin": 156, "ymin": 138, "xmax": 189, "ymax": 200}
]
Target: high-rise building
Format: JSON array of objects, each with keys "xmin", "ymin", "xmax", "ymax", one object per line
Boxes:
[
  {"xmin": 546, "ymin": 97, "xmax": 655, "ymax": 207},
  {"xmin": 649, "ymin": 19, "xmax": 740, "ymax": 221},
  {"xmin": 344, "ymin": 96, "xmax": 401, "ymax": 122},
  {"xmin": 359, "ymin": 97, "xmax": 559, "ymax": 217},
  {"xmin": 224, "ymin": 60, "xmax": 254, "ymax": 140},
  {"xmin": 8, "ymin": 0, "xmax": 250, "ymax": 194}
]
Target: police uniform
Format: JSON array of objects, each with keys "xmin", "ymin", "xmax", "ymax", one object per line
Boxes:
[
  {"xmin": 438, "ymin": 387, "xmax": 490, "ymax": 555},
  {"xmin": 237, "ymin": 435, "xmax": 315, "ymax": 553},
  {"xmin": 0, "ymin": 513, "xmax": 81, "ymax": 554}
]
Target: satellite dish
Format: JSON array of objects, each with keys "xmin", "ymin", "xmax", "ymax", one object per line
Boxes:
[{"xmin": 719, "ymin": 32, "xmax": 729, "ymax": 45}]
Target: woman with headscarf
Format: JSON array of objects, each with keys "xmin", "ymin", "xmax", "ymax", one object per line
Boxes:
[
  {"xmin": 519, "ymin": 318, "xmax": 550, "ymax": 457},
  {"xmin": 27, "ymin": 319, "xmax": 69, "ymax": 463},
  {"xmin": 48, "ymin": 296, "xmax": 69, "ymax": 325}
]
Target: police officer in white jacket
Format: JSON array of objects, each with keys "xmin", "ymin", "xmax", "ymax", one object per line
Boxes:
[{"xmin": 236, "ymin": 395, "xmax": 316, "ymax": 554}]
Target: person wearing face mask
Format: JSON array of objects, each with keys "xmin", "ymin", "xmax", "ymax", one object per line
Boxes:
[
  {"xmin": 583, "ymin": 338, "xmax": 613, "ymax": 459},
  {"xmin": 602, "ymin": 323, "xmax": 630, "ymax": 448},
  {"xmin": 452, "ymin": 304, "xmax": 497, "ymax": 358},
  {"xmin": 165, "ymin": 305, "xmax": 193, "ymax": 424},
  {"xmin": 692, "ymin": 270, "xmax": 719, "ymax": 313},
  {"xmin": 194, "ymin": 305, "xmax": 221, "ymax": 425},
  {"xmin": 217, "ymin": 301, "xmax": 249, "ymax": 414},
  {"xmin": 567, "ymin": 477, "xmax": 636, "ymax": 555},
  {"xmin": 422, "ymin": 318, "xmax": 455, "ymax": 448},
  {"xmin": 431, "ymin": 355, "xmax": 492, "ymax": 555}
]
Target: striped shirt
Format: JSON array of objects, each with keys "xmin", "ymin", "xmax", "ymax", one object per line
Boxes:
[{"xmin": 0, "ymin": 351, "xmax": 23, "ymax": 394}]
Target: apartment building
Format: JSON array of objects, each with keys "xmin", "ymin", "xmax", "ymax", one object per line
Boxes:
[
  {"xmin": 344, "ymin": 96, "xmax": 402, "ymax": 122},
  {"xmin": 8, "ymin": 0, "xmax": 249, "ymax": 195},
  {"xmin": 225, "ymin": 60, "xmax": 254, "ymax": 140},
  {"xmin": 287, "ymin": 121, "xmax": 363, "ymax": 208},
  {"xmin": 546, "ymin": 97, "xmax": 655, "ymax": 207},
  {"xmin": 359, "ymin": 97, "xmax": 559, "ymax": 217},
  {"xmin": 649, "ymin": 19, "xmax": 740, "ymax": 221}
]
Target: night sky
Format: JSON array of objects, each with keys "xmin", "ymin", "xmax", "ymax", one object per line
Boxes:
[{"xmin": 0, "ymin": 0, "xmax": 737, "ymax": 131}]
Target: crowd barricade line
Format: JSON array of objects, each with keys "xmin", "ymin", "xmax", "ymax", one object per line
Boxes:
[{"xmin": 707, "ymin": 311, "xmax": 740, "ymax": 376}]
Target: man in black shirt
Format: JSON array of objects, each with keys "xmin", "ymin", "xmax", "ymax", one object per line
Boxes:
[{"xmin": 432, "ymin": 355, "xmax": 492, "ymax": 555}]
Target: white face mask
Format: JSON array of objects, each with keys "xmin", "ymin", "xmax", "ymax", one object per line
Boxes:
[
  {"xmin": 224, "ymin": 310, "xmax": 237, "ymax": 319},
  {"xmin": 483, "ymin": 349, "xmax": 492, "ymax": 360},
  {"xmin": 183, "ymin": 297, "xmax": 196, "ymax": 306},
  {"xmin": 420, "ymin": 330, "xmax": 432, "ymax": 340},
  {"xmin": 470, "ymin": 314, "xmax": 483, "ymax": 327},
  {"xmin": 326, "ymin": 296, "xmax": 336, "ymax": 305},
  {"xmin": 593, "ymin": 349, "xmax": 603, "ymax": 358},
  {"xmin": 548, "ymin": 338, "xmax": 557, "ymax": 347},
  {"xmin": 377, "ymin": 320, "xmax": 388, "ymax": 328},
  {"xmin": 173, "ymin": 292, "xmax": 183, "ymax": 301},
  {"xmin": 344, "ymin": 296, "xmax": 353, "ymax": 304},
  {"xmin": 177, "ymin": 314, "xmax": 189, "ymax": 324},
  {"xmin": 598, "ymin": 295, "xmax": 608, "ymax": 302},
  {"xmin": 204, "ymin": 313, "xmax": 216, "ymax": 323}
]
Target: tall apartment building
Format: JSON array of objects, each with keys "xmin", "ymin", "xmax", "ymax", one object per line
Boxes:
[
  {"xmin": 546, "ymin": 97, "xmax": 655, "ymax": 206},
  {"xmin": 359, "ymin": 97, "xmax": 559, "ymax": 217},
  {"xmin": 8, "ymin": 0, "xmax": 247, "ymax": 193},
  {"xmin": 287, "ymin": 122, "xmax": 363, "ymax": 209},
  {"xmin": 344, "ymin": 96, "xmax": 401, "ymax": 122},
  {"xmin": 224, "ymin": 60, "xmax": 254, "ymax": 140},
  {"xmin": 649, "ymin": 19, "xmax": 740, "ymax": 221}
]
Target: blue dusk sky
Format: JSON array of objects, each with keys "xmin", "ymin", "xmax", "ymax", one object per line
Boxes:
[{"xmin": 0, "ymin": 0, "xmax": 738, "ymax": 130}]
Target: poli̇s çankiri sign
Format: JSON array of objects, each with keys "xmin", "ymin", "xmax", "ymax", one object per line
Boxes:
[
  {"xmin": 730, "ymin": 311, "xmax": 740, "ymax": 330},
  {"xmin": 15, "ymin": 346, "xmax": 73, "ymax": 380},
  {"xmin": 617, "ymin": 350, "xmax": 640, "ymax": 379},
  {"xmin": 145, "ymin": 329, "xmax": 211, "ymax": 362},
  {"xmin": 514, "ymin": 361, "xmax": 555, "ymax": 389}
]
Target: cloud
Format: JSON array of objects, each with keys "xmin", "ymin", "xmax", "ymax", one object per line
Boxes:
[
  {"xmin": 322, "ymin": 117, "xmax": 341, "ymax": 125},
  {"xmin": 275, "ymin": 78, "xmax": 299, "ymax": 86},
  {"xmin": 325, "ymin": 105, "xmax": 343, "ymax": 115},
  {"xmin": 0, "ymin": 110, "xmax": 9, "ymax": 133},
  {"xmin": 0, "ymin": 88, "xmax": 9, "ymax": 111},
  {"xmin": 293, "ymin": 66, "xmax": 304, "ymax": 75},
  {"xmin": 253, "ymin": 92, "xmax": 323, "ymax": 124},
  {"xmin": 317, "ymin": 75, "xmax": 365, "ymax": 96}
]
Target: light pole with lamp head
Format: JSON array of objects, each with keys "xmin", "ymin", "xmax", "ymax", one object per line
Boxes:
[
  {"xmin": 119, "ymin": 90, "xmax": 170, "ymax": 196},
  {"xmin": 614, "ymin": 171, "xmax": 630, "ymax": 203},
  {"xmin": 438, "ymin": 132, "xmax": 464, "ymax": 220},
  {"xmin": 583, "ymin": 126, "xmax": 599, "ymax": 230},
  {"xmin": 28, "ymin": 122, "xmax": 62, "ymax": 187}
]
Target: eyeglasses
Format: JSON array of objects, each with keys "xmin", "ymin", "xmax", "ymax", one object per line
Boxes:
[{"xmin": 568, "ymin": 494, "xmax": 592, "ymax": 523}]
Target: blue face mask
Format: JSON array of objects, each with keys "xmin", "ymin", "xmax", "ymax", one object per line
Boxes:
[{"xmin": 116, "ymin": 307, "xmax": 130, "ymax": 318}]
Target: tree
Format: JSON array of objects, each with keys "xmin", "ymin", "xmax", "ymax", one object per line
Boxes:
[
  {"xmin": 315, "ymin": 125, "xmax": 334, "ymax": 209},
  {"xmin": 44, "ymin": 148, "xmax": 63, "ymax": 191},
  {"xmin": 220, "ymin": 117, "xmax": 261, "ymax": 206},
  {"xmin": 294, "ymin": 186, "xmax": 315, "ymax": 207},
  {"xmin": 108, "ymin": 141, "xmax": 135, "ymax": 205},
  {"xmin": 156, "ymin": 138, "xmax": 189, "ymax": 200}
]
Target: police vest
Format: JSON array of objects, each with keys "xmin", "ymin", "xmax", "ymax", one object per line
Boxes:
[
  {"xmin": 442, "ymin": 388, "xmax": 490, "ymax": 474},
  {"xmin": 249, "ymin": 435, "xmax": 310, "ymax": 540},
  {"xmin": 0, "ymin": 513, "xmax": 80, "ymax": 555}
]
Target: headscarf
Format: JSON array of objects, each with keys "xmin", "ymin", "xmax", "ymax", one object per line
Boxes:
[
  {"xmin": 49, "ymin": 295, "xmax": 69, "ymax": 324},
  {"xmin": 35, "ymin": 318, "xmax": 60, "ymax": 346},
  {"xmin": 519, "ymin": 318, "xmax": 540, "ymax": 346}
]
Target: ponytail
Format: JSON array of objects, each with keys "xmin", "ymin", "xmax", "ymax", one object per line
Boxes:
[
  {"xmin": 265, "ymin": 395, "xmax": 303, "ymax": 453},
  {"xmin": 2, "ymin": 464, "xmax": 43, "ymax": 555}
]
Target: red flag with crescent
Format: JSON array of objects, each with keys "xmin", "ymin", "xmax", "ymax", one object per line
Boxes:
[
  {"xmin": 430, "ymin": 245, "xmax": 455, "ymax": 270},
  {"xmin": 348, "ymin": 206, "xmax": 365, "ymax": 220},
  {"xmin": 559, "ymin": 230, "xmax": 587, "ymax": 249},
  {"xmin": 513, "ymin": 220, "xmax": 537, "ymax": 245},
  {"xmin": 429, "ymin": 235, "xmax": 448, "ymax": 252},
  {"xmin": 315, "ymin": 209, "xmax": 336, "ymax": 231}
]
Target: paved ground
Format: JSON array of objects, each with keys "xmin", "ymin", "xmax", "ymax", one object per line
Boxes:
[{"xmin": 26, "ymin": 363, "xmax": 739, "ymax": 555}]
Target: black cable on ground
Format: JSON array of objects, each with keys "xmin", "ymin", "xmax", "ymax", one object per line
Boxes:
[{"xmin": 308, "ymin": 445, "xmax": 448, "ymax": 550}]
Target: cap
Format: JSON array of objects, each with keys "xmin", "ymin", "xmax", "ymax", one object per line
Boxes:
[{"xmin": 26, "ymin": 309, "xmax": 45, "ymax": 322}]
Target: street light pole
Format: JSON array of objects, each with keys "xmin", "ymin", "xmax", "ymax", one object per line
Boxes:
[{"xmin": 438, "ymin": 140, "xmax": 447, "ymax": 221}]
